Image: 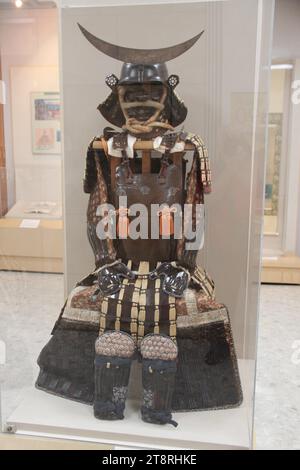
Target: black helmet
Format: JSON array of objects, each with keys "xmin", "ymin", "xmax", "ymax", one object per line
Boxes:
[{"xmin": 78, "ymin": 24, "xmax": 204, "ymax": 129}]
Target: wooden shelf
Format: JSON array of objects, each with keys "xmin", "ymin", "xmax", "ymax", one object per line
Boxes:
[
  {"xmin": 0, "ymin": 218, "xmax": 63, "ymax": 273},
  {"xmin": 261, "ymin": 255, "xmax": 300, "ymax": 284}
]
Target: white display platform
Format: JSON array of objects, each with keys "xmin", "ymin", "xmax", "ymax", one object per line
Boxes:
[{"xmin": 6, "ymin": 360, "xmax": 252, "ymax": 450}]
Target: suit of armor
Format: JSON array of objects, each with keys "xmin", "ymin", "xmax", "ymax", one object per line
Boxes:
[{"xmin": 36, "ymin": 26, "xmax": 242, "ymax": 426}]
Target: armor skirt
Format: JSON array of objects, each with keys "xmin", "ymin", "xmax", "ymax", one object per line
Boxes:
[{"xmin": 36, "ymin": 261, "xmax": 243, "ymax": 412}]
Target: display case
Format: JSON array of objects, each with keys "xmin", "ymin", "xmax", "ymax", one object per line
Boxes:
[{"xmin": 0, "ymin": 0, "xmax": 274, "ymax": 450}]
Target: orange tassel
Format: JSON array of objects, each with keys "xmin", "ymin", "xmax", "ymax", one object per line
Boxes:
[
  {"xmin": 159, "ymin": 208, "xmax": 174, "ymax": 236},
  {"xmin": 117, "ymin": 207, "xmax": 129, "ymax": 238}
]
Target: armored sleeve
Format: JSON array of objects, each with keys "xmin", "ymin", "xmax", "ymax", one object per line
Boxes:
[
  {"xmin": 177, "ymin": 135, "xmax": 211, "ymax": 271},
  {"xmin": 85, "ymin": 139, "xmax": 117, "ymax": 268}
]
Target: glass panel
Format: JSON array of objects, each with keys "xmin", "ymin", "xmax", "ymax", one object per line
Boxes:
[
  {"xmin": 0, "ymin": 0, "xmax": 274, "ymax": 450},
  {"xmin": 0, "ymin": 2, "xmax": 62, "ymax": 425}
]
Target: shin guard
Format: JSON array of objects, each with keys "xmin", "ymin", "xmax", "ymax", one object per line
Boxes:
[
  {"xmin": 140, "ymin": 334, "xmax": 178, "ymax": 427},
  {"xmin": 94, "ymin": 331, "xmax": 135, "ymax": 420}
]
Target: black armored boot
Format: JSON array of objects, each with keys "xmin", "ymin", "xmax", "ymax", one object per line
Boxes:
[
  {"xmin": 140, "ymin": 334, "xmax": 178, "ymax": 427},
  {"xmin": 94, "ymin": 331, "xmax": 135, "ymax": 420}
]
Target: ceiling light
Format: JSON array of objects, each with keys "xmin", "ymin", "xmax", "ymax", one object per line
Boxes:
[
  {"xmin": 15, "ymin": 0, "xmax": 23, "ymax": 8},
  {"xmin": 271, "ymin": 64, "xmax": 294, "ymax": 70}
]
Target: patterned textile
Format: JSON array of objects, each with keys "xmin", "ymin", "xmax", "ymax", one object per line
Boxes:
[
  {"xmin": 176, "ymin": 153, "xmax": 198, "ymax": 259},
  {"xmin": 176, "ymin": 134, "xmax": 209, "ymax": 263},
  {"xmin": 175, "ymin": 289, "xmax": 222, "ymax": 318},
  {"xmin": 140, "ymin": 334, "xmax": 178, "ymax": 361},
  {"xmin": 85, "ymin": 138, "xmax": 117, "ymax": 266},
  {"xmin": 190, "ymin": 266, "xmax": 215, "ymax": 299},
  {"xmin": 95, "ymin": 331, "xmax": 136, "ymax": 358},
  {"xmin": 59, "ymin": 262, "xmax": 217, "ymax": 336}
]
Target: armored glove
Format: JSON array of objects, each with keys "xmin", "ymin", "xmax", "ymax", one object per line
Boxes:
[
  {"xmin": 149, "ymin": 262, "xmax": 189, "ymax": 298},
  {"xmin": 97, "ymin": 261, "xmax": 136, "ymax": 296}
]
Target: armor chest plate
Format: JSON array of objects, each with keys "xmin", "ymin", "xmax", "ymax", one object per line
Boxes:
[{"xmin": 114, "ymin": 160, "xmax": 183, "ymax": 264}]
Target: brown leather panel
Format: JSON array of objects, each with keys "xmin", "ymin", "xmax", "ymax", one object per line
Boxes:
[{"xmin": 114, "ymin": 161, "xmax": 183, "ymax": 263}]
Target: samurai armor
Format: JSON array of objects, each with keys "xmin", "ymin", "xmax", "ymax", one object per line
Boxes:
[{"xmin": 36, "ymin": 28, "xmax": 243, "ymax": 424}]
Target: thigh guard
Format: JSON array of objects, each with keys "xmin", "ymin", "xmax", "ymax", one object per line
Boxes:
[{"xmin": 95, "ymin": 330, "xmax": 136, "ymax": 358}]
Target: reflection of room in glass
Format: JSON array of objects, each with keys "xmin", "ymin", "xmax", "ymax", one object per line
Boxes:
[
  {"xmin": 34, "ymin": 98, "xmax": 60, "ymax": 121},
  {"xmin": 35, "ymin": 128, "xmax": 55, "ymax": 151},
  {"xmin": 264, "ymin": 67, "xmax": 291, "ymax": 234},
  {"xmin": 0, "ymin": 6, "xmax": 63, "ymax": 274}
]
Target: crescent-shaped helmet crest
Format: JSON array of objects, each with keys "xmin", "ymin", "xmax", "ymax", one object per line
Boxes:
[{"xmin": 78, "ymin": 23, "xmax": 204, "ymax": 64}]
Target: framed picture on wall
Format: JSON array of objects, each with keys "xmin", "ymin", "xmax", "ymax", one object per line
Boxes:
[{"xmin": 31, "ymin": 92, "xmax": 61, "ymax": 154}]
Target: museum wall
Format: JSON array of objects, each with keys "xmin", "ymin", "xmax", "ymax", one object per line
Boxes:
[{"xmin": 0, "ymin": 8, "xmax": 60, "ymax": 209}]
